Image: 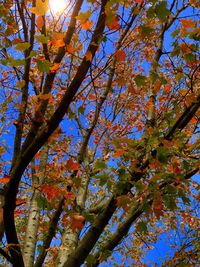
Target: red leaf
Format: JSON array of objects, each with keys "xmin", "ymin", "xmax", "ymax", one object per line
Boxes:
[
  {"xmin": 41, "ymin": 185, "xmax": 58, "ymax": 201},
  {"xmin": 70, "ymin": 214, "xmax": 85, "ymax": 232},
  {"xmin": 65, "ymin": 158, "xmax": 80, "ymax": 171},
  {"xmin": 152, "ymin": 192, "xmax": 164, "ymax": 219}
]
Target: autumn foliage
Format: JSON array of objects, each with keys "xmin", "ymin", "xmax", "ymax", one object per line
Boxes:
[{"xmin": 0, "ymin": 0, "xmax": 199, "ymax": 266}]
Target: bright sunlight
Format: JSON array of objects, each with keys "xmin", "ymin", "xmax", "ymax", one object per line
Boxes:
[{"xmin": 49, "ymin": 0, "xmax": 67, "ymax": 14}]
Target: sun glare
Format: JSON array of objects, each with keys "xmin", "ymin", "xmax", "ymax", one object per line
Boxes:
[{"xmin": 49, "ymin": 0, "xmax": 67, "ymax": 14}]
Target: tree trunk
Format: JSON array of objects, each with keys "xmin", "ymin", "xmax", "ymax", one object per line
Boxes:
[{"xmin": 23, "ymin": 145, "xmax": 48, "ymax": 267}]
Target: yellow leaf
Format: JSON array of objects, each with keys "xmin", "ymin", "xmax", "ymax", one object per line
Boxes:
[
  {"xmin": 16, "ymin": 80, "xmax": 25, "ymax": 88},
  {"xmin": 30, "ymin": 0, "xmax": 49, "ymax": 16}
]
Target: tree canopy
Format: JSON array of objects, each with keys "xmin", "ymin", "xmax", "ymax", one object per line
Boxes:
[{"xmin": 0, "ymin": 0, "xmax": 199, "ymax": 266}]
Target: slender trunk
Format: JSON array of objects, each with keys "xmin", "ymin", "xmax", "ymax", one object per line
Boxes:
[
  {"xmin": 55, "ymin": 170, "xmax": 90, "ymax": 266},
  {"xmin": 23, "ymin": 145, "xmax": 48, "ymax": 267}
]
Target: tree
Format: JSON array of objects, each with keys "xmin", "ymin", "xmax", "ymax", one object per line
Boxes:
[{"xmin": 0, "ymin": 0, "xmax": 199, "ymax": 266}]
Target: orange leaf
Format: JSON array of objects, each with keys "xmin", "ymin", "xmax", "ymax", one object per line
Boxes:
[
  {"xmin": 50, "ymin": 63, "xmax": 60, "ymax": 73},
  {"xmin": 115, "ymin": 50, "xmax": 126, "ymax": 62},
  {"xmin": 36, "ymin": 15, "xmax": 44, "ymax": 30},
  {"xmin": 81, "ymin": 20, "xmax": 93, "ymax": 30},
  {"xmin": 52, "ymin": 33, "xmax": 65, "ymax": 48},
  {"xmin": 70, "ymin": 214, "xmax": 85, "ymax": 232},
  {"xmin": 108, "ymin": 16, "xmax": 120, "ymax": 31},
  {"xmin": 180, "ymin": 18, "xmax": 196, "ymax": 29},
  {"xmin": 66, "ymin": 44, "xmax": 75, "ymax": 54},
  {"xmin": 38, "ymin": 93, "xmax": 52, "ymax": 100},
  {"xmin": 113, "ymin": 149, "xmax": 124, "ymax": 158},
  {"xmin": 163, "ymin": 84, "xmax": 170, "ymax": 93},
  {"xmin": 85, "ymin": 51, "xmax": 92, "ymax": 62},
  {"xmin": 0, "ymin": 174, "xmax": 11, "ymax": 183},
  {"xmin": 12, "ymin": 38, "xmax": 22, "ymax": 45},
  {"xmin": 88, "ymin": 94, "xmax": 96, "ymax": 100}
]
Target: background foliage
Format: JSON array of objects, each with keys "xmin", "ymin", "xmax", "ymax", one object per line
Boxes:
[{"xmin": 0, "ymin": 0, "xmax": 199, "ymax": 266}]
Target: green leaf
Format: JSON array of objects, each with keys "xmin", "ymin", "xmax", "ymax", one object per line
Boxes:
[
  {"xmin": 147, "ymin": 6, "xmax": 156, "ymax": 19},
  {"xmin": 118, "ymin": 168, "xmax": 126, "ymax": 181},
  {"xmin": 76, "ymin": 10, "xmax": 92, "ymax": 22},
  {"xmin": 155, "ymin": 1, "xmax": 171, "ymax": 21},
  {"xmin": 36, "ymin": 59, "xmax": 51, "ymax": 73},
  {"xmin": 36, "ymin": 196, "xmax": 48, "ymax": 209},
  {"xmin": 15, "ymin": 42, "xmax": 31, "ymax": 51},
  {"xmin": 9, "ymin": 58, "xmax": 25, "ymax": 67},
  {"xmin": 78, "ymin": 106, "xmax": 85, "ymax": 115},
  {"xmin": 178, "ymin": 189, "xmax": 190, "ymax": 205},
  {"xmin": 184, "ymin": 53, "xmax": 196, "ymax": 63},
  {"xmin": 188, "ymin": 32, "xmax": 200, "ymax": 41},
  {"xmin": 35, "ymin": 34, "xmax": 48, "ymax": 44},
  {"xmin": 149, "ymin": 72, "xmax": 159, "ymax": 83},
  {"xmin": 97, "ymin": 172, "xmax": 108, "ymax": 186},
  {"xmin": 139, "ymin": 25, "xmax": 154, "ymax": 38},
  {"xmin": 0, "ymin": 59, "xmax": 8, "ymax": 66},
  {"xmin": 163, "ymin": 194, "xmax": 177, "ymax": 211},
  {"xmin": 94, "ymin": 160, "xmax": 107, "ymax": 170},
  {"xmin": 27, "ymin": 50, "xmax": 37, "ymax": 59},
  {"xmin": 134, "ymin": 180, "xmax": 145, "ymax": 192},
  {"xmin": 137, "ymin": 221, "xmax": 148, "ymax": 234},
  {"xmin": 134, "ymin": 74, "xmax": 147, "ymax": 87},
  {"xmin": 171, "ymin": 28, "xmax": 180, "ymax": 39},
  {"xmin": 156, "ymin": 147, "xmax": 168, "ymax": 164},
  {"xmin": 160, "ymin": 76, "xmax": 168, "ymax": 85}
]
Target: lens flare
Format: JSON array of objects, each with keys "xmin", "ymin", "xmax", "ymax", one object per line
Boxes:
[{"xmin": 49, "ymin": 0, "xmax": 67, "ymax": 14}]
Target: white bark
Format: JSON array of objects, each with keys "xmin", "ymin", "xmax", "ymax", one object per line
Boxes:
[
  {"xmin": 55, "ymin": 172, "xmax": 90, "ymax": 266},
  {"xmin": 23, "ymin": 145, "xmax": 48, "ymax": 267},
  {"xmin": 55, "ymin": 226, "xmax": 79, "ymax": 267}
]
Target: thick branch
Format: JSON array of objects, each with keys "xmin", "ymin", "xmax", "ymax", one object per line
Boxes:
[
  {"xmin": 86, "ymin": 168, "xmax": 199, "ymax": 267},
  {"xmin": 11, "ymin": 0, "xmax": 36, "ymax": 168},
  {"xmin": 21, "ymin": 0, "xmax": 84, "ymax": 152},
  {"xmin": 63, "ymin": 196, "xmax": 116, "ymax": 267},
  {"xmin": 165, "ymin": 94, "xmax": 200, "ymax": 140}
]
